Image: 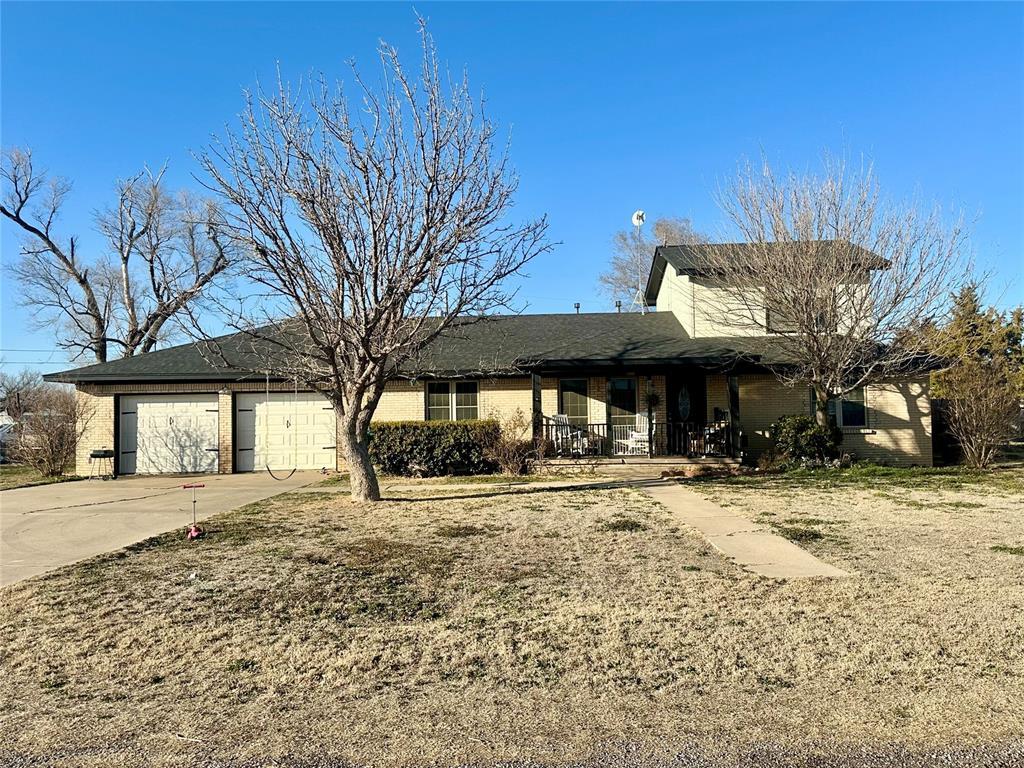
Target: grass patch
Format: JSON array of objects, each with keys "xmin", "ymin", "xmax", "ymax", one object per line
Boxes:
[
  {"xmin": 0, "ymin": 464, "xmax": 82, "ymax": 491},
  {"xmin": 435, "ymin": 523, "xmax": 492, "ymax": 538},
  {"xmin": 226, "ymin": 658, "xmax": 259, "ymax": 673},
  {"xmin": 38, "ymin": 674, "xmax": 68, "ymax": 691},
  {"xmin": 707, "ymin": 464, "xmax": 1024, "ymax": 494},
  {"xmin": 873, "ymin": 491, "xmax": 928, "ymax": 509},
  {"xmin": 599, "ymin": 518, "xmax": 648, "ymax": 533},
  {"xmin": 316, "ymin": 473, "xmax": 569, "ymax": 489},
  {"xmin": 991, "ymin": 544, "xmax": 1024, "ymax": 556},
  {"xmin": 784, "ymin": 517, "xmax": 840, "ymax": 527},
  {"xmin": 773, "ymin": 525, "xmax": 824, "ymax": 543},
  {"xmin": 315, "ymin": 472, "xmax": 350, "ymax": 486}
]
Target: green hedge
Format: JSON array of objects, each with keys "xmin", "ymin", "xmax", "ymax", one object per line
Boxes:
[{"xmin": 368, "ymin": 420, "xmax": 501, "ymax": 477}]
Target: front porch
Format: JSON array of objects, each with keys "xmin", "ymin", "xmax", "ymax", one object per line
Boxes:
[
  {"xmin": 531, "ymin": 368, "xmax": 742, "ymax": 460},
  {"xmin": 539, "ymin": 417, "xmax": 734, "ymax": 458}
]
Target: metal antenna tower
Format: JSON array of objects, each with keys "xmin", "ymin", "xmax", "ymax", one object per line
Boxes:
[{"xmin": 629, "ymin": 209, "xmax": 647, "ymax": 314}]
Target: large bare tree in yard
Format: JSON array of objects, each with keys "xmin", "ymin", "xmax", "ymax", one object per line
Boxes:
[
  {"xmin": 199, "ymin": 25, "xmax": 550, "ymax": 501},
  {"xmin": 598, "ymin": 216, "xmax": 703, "ymax": 308},
  {"xmin": 1, "ymin": 149, "xmax": 231, "ymax": 362},
  {"xmin": 695, "ymin": 155, "xmax": 971, "ymax": 425}
]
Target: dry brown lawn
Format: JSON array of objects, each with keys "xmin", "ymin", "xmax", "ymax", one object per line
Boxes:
[
  {"xmin": 1, "ymin": 469, "xmax": 1023, "ymax": 767},
  {"xmin": 0, "ymin": 463, "xmax": 80, "ymax": 491}
]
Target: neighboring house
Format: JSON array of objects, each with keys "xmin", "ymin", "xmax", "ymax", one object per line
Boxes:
[
  {"xmin": 0, "ymin": 410, "xmax": 16, "ymax": 463},
  {"xmin": 46, "ymin": 241, "xmax": 934, "ymax": 475}
]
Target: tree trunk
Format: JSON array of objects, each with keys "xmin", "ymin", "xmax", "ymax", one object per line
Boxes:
[
  {"xmin": 339, "ymin": 416, "xmax": 380, "ymax": 502},
  {"xmin": 813, "ymin": 385, "xmax": 830, "ymax": 427}
]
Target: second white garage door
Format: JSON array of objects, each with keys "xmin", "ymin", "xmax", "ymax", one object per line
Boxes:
[{"xmin": 234, "ymin": 392, "xmax": 337, "ymax": 472}]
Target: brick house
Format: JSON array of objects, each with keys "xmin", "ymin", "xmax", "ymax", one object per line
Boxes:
[{"xmin": 47, "ymin": 242, "xmax": 934, "ymax": 475}]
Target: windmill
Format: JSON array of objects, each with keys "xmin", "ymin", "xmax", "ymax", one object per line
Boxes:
[{"xmin": 629, "ymin": 209, "xmax": 647, "ymax": 314}]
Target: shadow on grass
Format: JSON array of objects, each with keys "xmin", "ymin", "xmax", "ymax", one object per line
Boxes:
[
  {"xmin": 684, "ymin": 464, "xmax": 1024, "ymax": 493},
  {"xmin": 381, "ymin": 476, "xmax": 671, "ymax": 504}
]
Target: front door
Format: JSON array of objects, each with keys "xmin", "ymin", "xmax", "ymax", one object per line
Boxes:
[{"xmin": 666, "ymin": 373, "xmax": 706, "ymax": 455}]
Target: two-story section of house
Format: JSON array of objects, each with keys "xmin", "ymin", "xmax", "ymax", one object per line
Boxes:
[{"xmin": 48, "ymin": 241, "xmax": 934, "ymax": 476}]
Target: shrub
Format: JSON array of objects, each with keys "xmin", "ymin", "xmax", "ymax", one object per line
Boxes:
[
  {"xmin": 368, "ymin": 420, "xmax": 500, "ymax": 477},
  {"xmin": 7, "ymin": 385, "xmax": 92, "ymax": 477},
  {"xmin": 768, "ymin": 415, "xmax": 842, "ymax": 465},
  {"xmin": 484, "ymin": 409, "xmax": 537, "ymax": 475}
]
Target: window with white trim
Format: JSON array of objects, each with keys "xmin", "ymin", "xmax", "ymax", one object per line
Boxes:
[
  {"xmin": 809, "ymin": 387, "xmax": 867, "ymax": 428},
  {"xmin": 426, "ymin": 381, "xmax": 479, "ymax": 421}
]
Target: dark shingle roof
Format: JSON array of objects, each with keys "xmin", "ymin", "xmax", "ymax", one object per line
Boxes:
[
  {"xmin": 644, "ymin": 240, "xmax": 887, "ymax": 304},
  {"xmin": 44, "ymin": 312, "xmax": 787, "ymax": 383}
]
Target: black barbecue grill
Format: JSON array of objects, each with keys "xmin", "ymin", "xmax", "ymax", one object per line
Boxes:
[{"xmin": 89, "ymin": 449, "xmax": 115, "ymax": 479}]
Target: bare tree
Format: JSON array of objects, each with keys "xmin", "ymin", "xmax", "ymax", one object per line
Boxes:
[
  {"xmin": 694, "ymin": 154, "xmax": 971, "ymax": 425},
  {"xmin": 938, "ymin": 365, "xmax": 1021, "ymax": 468},
  {"xmin": 1, "ymin": 148, "xmax": 232, "ymax": 362},
  {"xmin": 6, "ymin": 384, "xmax": 92, "ymax": 477},
  {"xmin": 598, "ymin": 216, "xmax": 703, "ymax": 308},
  {"xmin": 198, "ymin": 24, "xmax": 551, "ymax": 501},
  {"xmin": 0, "ymin": 369, "xmax": 46, "ymax": 421}
]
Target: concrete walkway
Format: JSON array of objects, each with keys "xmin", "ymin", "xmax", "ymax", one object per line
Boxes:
[{"xmin": 644, "ymin": 481, "xmax": 849, "ymax": 578}]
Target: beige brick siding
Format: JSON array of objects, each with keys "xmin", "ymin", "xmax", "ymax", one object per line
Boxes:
[
  {"xmin": 642, "ymin": 375, "xmax": 668, "ymax": 425},
  {"xmin": 76, "ymin": 388, "xmax": 116, "ymax": 476},
  {"xmin": 373, "ymin": 380, "xmax": 425, "ymax": 422},
  {"xmin": 587, "ymin": 377, "xmax": 607, "ymax": 423},
  {"xmin": 372, "ymin": 377, "xmax": 534, "ymax": 430},
  {"xmin": 540, "ymin": 377, "xmax": 558, "ymax": 418},
  {"xmin": 480, "ymin": 377, "xmax": 532, "ymax": 436},
  {"xmin": 736, "ymin": 374, "xmax": 933, "ymax": 466},
  {"xmin": 706, "ymin": 375, "xmax": 729, "ymax": 422},
  {"xmin": 74, "ymin": 372, "xmax": 933, "ymax": 473},
  {"xmin": 737, "ymin": 375, "xmax": 809, "ymax": 457},
  {"xmin": 217, "ymin": 391, "xmax": 233, "ymax": 475},
  {"xmin": 843, "ymin": 379, "xmax": 933, "ymax": 466}
]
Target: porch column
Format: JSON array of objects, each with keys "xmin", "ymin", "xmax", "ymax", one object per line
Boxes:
[
  {"xmin": 531, "ymin": 372, "xmax": 542, "ymax": 443},
  {"xmin": 646, "ymin": 375, "xmax": 654, "ymax": 458},
  {"xmin": 728, "ymin": 375, "xmax": 741, "ymax": 459},
  {"xmin": 605, "ymin": 378, "xmax": 613, "ymax": 455}
]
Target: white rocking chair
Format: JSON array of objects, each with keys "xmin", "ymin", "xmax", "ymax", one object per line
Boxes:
[{"xmin": 617, "ymin": 413, "xmax": 655, "ymax": 455}]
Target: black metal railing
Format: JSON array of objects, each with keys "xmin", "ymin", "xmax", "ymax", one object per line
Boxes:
[
  {"xmin": 539, "ymin": 417, "xmax": 731, "ymax": 458},
  {"xmin": 539, "ymin": 420, "xmax": 610, "ymax": 457}
]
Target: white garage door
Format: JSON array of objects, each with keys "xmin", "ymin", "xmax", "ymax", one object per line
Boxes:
[
  {"xmin": 234, "ymin": 392, "xmax": 337, "ymax": 472},
  {"xmin": 119, "ymin": 394, "xmax": 219, "ymax": 475}
]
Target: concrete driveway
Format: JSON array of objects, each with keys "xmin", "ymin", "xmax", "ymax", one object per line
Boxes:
[{"xmin": 0, "ymin": 471, "xmax": 319, "ymax": 586}]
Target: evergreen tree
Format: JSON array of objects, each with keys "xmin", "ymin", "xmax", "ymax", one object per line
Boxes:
[{"xmin": 931, "ymin": 285, "xmax": 1023, "ymax": 467}]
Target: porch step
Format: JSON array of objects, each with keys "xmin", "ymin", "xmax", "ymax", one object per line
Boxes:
[{"xmin": 545, "ymin": 456, "xmax": 739, "ymax": 466}]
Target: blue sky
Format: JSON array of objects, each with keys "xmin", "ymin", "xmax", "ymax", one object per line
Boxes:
[{"xmin": 2, "ymin": 2, "xmax": 1022, "ymax": 372}]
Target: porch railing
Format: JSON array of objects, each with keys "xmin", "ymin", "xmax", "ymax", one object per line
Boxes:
[{"xmin": 539, "ymin": 417, "xmax": 731, "ymax": 458}]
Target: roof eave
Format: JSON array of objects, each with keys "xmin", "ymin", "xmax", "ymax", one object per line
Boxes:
[{"xmin": 44, "ymin": 370, "xmax": 258, "ymax": 385}]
